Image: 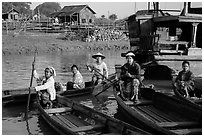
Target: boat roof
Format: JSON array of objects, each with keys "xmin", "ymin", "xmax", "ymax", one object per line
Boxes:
[
  {"xmin": 49, "ymin": 5, "xmax": 96, "ymax": 17},
  {"xmin": 153, "ymin": 14, "xmax": 202, "ymax": 23}
]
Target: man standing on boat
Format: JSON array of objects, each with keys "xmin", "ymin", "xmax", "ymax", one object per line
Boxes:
[
  {"xmin": 120, "ymin": 52, "xmax": 141, "ymax": 101},
  {"xmin": 87, "ymin": 52, "xmax": 109, "ymax": 85}
]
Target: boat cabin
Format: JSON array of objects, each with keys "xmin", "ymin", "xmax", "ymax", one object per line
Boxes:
[{"xmin": 127, "ymin": 2, "xmax": 202, "ymax": 59}]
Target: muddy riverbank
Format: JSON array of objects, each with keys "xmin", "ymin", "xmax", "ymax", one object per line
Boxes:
[{"xmin": 2, "ymin": 31, "xmax": 130, "ymax": 56}]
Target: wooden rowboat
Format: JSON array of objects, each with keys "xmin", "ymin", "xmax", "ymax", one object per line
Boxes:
[
  {"xmin": 173, "ymin": 76, "xmax": 202, "ymax": 107},
  {"xmin": 35, "ymin": 94, "xmax": 151, "ymax": 135},
  {"xmin": 2, "ymin": 88, "xmax": 36, "ymax": 105},
  {"xmin": 113, "ymin": 85, "xmax": 202, "ymax": 135},
  {"xmin": 59, "ymin": 73, "xmax": 117, "ymax": 97},
  {"xmin": 2, "ymin": 73, "xmax": 116, "ymax": 105}
]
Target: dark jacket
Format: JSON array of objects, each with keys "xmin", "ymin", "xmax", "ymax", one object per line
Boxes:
[
  {"xmin": 175, "ymin": 70, "xmax": 195, "ymax": 86},
  {"xmin": 121, "ymin": 61, "xmax": 141, "ymax": 83}
]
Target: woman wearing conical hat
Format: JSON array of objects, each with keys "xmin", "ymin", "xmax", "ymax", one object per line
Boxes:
[{"xmin": 87, "ymin": 52, "xmax": 108, "ymax": 85}]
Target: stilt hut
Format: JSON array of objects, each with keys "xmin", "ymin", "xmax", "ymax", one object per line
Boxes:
[
  {"xmin": 49, "ymin": 5, "xmax": 96, "ymax": 29},
  {"xmin": 2, "ymin": 8, "xmax": 19, "ymax": 21}
]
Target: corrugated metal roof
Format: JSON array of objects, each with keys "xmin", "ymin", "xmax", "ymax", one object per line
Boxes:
[
  {"xmin": 2, "ymin": 8, "xmax": 19, "ymax": 14},
  {"xmin": 60, "ymin": 4, "xmax": 96, "ymax": 15},
  {"xmin": 49, "ymin": 5, "xmax": 96, "ymax": 17}
]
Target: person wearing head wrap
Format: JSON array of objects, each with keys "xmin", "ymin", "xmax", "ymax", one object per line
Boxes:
[
  {"xmin": 31, "ymin": 66, "xmax": 56, "ymax": 109},
  {"xmin": 87, "ymin": 52, "xmax": 108, "ymax": 85},
  {"xmin": 119, "ymin": 52, "xmax": 141, "ymax": 102}
]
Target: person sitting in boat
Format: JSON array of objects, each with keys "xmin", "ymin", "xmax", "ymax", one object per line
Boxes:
[
  {"xmin": 30, "ymin": 66, "xmax": 56, "ymax": 109},
  {"xmin": 87, "ymin": 52, "xmax": 108, "ymax": 85},
  {"xmin": 66, "ymin": 64, "xmax": 85, "ymax": 90},
  {"xmin": 174, "ymin": 61, "xmax": 195, "ymax": 98},
  {"xmin": 120, "ymin": 52, "xmax": 142, "ymax": 101}
]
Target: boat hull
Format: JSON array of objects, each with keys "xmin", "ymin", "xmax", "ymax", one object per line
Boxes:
[
  {"xmin": 36, "ymin": 94, "xmax": 151, "ymax": 135},
  {"xmin": 113, "ymin": 85, "xmax": 202, "ymax": 135},
  {"xmin": 2, "ymin": 73, "xmax": 116, "ymax": 106}
]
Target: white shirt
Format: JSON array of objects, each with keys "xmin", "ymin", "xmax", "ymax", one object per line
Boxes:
[
  {"xmin": 73, "ymin": 70, "xmax": 85, "ymax": 89},
  {"xmin": 34, "ymin": 70, "xmax": 56, "ymax": 100},
  {"xmin": 93, "ymin": 62, "xmax": 108, "ymax": 79}
]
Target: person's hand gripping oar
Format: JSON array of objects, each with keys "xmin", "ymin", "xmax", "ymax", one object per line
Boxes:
[{"xmin": 86, "ymin": 64, "xmax": 118, "ymax": 97}]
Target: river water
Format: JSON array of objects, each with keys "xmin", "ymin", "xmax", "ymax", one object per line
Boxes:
[
  {"xmin": 2, "ymin": 50, "xmax": 126, "ymax": 135},
  {"xmin": 2, "ymin": 50, "xmax": 202, "ymax": 135}
]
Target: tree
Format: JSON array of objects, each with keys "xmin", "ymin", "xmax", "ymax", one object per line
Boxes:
[
  {"xmin": 109, "ymin": 14, "xmax": 117, "ymax": 21},
  {"xmin": 34, "ymin": 2, "xmax": 61, "ymax": 17},
  {"xmin": 2, "ymin": 2, "xmax": 32, "ymax": 15},
  {"xmin": 94, "ymin": 17, "xmax": 113, "ymax": 26},
  {"xmin": 101, "ymin": 15, "xmax": 105, "ymax": 18}
]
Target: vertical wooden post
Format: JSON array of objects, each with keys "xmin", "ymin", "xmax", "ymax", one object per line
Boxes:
[{"xmin": 191, "ymin": 23, "xmax": 199, "ymax": 48}]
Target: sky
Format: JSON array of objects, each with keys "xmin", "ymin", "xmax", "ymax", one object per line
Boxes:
[
  {"xmin": 1, "ymin": 0, "xmax": 202, "ymax": 19},
  {"xmin": 28, "ymin": 1, "xmax": 202, "ymax": 19}
]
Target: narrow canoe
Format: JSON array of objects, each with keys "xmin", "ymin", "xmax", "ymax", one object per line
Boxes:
[
  {"xmin": 2, "ymin": 73, "xmax": 116, "ymax": 106},
  {"xmin": 141, "ymin": 64, "xmax": 202, "ymax": 107},
  {"xmin": 60, "ymin": 73, "xmax": 117, "ymax": 97},
  {"xmin": 35, "ymin": 94, "xmax": 151, "ymax": 135},
  {"xmin": 2, "ymin": 88, "xmax": 36, "ymax": 105},
  {"xmin": 113, "ymin": 85, "xmax": 202, "ymax": 135}
]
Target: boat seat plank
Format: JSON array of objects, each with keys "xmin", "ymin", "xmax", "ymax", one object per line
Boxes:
[
  {"xmin": 71, "ymin": 124, "xmax": 105, "ymax": 132},
  {"xmin": 170, "ymin": 128, "xmax": 202, "ymax": 135},
  {"xmin": 2, "ymin": 94, "xmax": 12, "ymax": 98},
  {"xmin": 63, "ymin": 115, "xmax": 89, "ymax": 127},
  {"xmin": 156, "ymin": 121, "xmax": 199, "ymax": 128},
  {"xmin": 45, "ymin": 107, "xmax": 72, "ymax": 114},
  {"xmin": 124, "ymin": 101, "xmax": 134, "ymax": 105},
  {"xmin": 2, "ymin": 95, "xmax": 14, "ymax": 103},
  {"xmin": 125, "ymin": 100, "xmax": 153, "ymax": 106},
  {"xmin": 55, "ymin": 115, "xmax": 77, "ymax": 128},
  {"xmin": 135, "ymin": 100, "xmax": 153, "ymax": 106}
]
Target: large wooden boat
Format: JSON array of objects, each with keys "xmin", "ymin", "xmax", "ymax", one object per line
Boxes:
[
  {"xmin": 35, "ymin": 94, "xmax": 151, "ymax": 135},
  {"xmin": 122, "ymin": 2, "xmax": 202, "ymax": 74},
  {"xmin": 2, "ymin": 73, "xmax": 116, "ymax": 106},
  {"xmin": 113, "ymin": 85, "xmax": 202, "ymax": 135},
  {"xmin": 173, "ymin": 76, "xmax": 202, "ymax": 107}
]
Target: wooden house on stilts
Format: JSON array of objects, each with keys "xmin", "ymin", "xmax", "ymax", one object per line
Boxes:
[{"xmin": 50, "ymin": 5, "xmax": 96, "ymax": 29}]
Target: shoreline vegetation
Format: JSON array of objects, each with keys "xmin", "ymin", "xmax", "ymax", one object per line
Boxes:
[{"xmin": 2, "ymin": 31, "xmax": 130, "ymax": 56}]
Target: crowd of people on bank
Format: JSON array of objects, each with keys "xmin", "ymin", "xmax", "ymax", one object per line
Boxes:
[{"xmin": 29, "ymin": 51, "xmax": 197, "ymax": 109}]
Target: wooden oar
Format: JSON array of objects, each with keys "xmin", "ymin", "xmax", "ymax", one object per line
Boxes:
[
  {"xmin": 25, "ymin": 48, "xmax": 38, "ymax": 120},
  {"xmin": 86, "ymin": 65, "xmax": 118, "ymax": 96}
]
